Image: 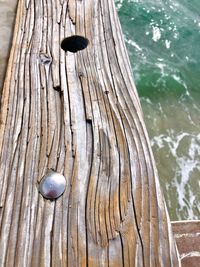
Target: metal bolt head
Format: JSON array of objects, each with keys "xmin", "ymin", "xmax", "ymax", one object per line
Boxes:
[{"xmin": 39, "ymin": 171, "xmax": 66, "ymax": 200}]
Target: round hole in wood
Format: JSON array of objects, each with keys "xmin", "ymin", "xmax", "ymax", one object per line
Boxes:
[{"xmin": 61, "ymin": 35, "xmax": 89, "ymax": 53}]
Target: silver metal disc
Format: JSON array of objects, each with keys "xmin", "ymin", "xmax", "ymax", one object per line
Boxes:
[{"xmin": 39, "ymin": 171, "xmax": 66, "ymax": 200}]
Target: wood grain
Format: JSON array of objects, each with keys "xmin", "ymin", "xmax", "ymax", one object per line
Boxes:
[
  {"xmin": 172, "ymin": 220, "xmax": 200, "ymax": 267},
  {"xmin": 0, "ymin": 0, "xmax": 180, "ymax": 266}
]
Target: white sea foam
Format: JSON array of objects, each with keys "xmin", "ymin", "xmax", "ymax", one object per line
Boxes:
[
  {"xmin": 165, "ymin": 40, "xmax": 171, "ymax": 49},
  {"xmin": 151, "ymin": 131, "xmax": 200, "ymax": 220},
  {"xmin": 155, "ymin": 62, "xmax": 166, "ymax": 77},
  {"xmin": 152, "ymin": 26, "xmax": 161, "ymax": 42},
  {"xmin": 126, "ymin": 39, "xmax": 142, "ymax": 51}
]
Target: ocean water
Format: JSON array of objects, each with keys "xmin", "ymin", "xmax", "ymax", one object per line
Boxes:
[{"xmin": 116, "ymin": 0, "xmax": 200, "ymax": 220}]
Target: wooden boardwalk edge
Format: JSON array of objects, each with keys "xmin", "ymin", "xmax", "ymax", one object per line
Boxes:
[{"xmin": 172, "ymin": 220, "xmax": 200, "ymax": 267}]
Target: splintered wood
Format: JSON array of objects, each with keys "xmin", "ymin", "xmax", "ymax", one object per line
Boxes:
[{"xmin": 0, "ymin": 0, "xmax": 180, "ymax": 266}]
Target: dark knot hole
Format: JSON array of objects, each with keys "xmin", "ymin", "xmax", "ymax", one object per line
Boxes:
[{"xmin": 61, "ymin": 35, "xmax": 89, "ymax": 53}]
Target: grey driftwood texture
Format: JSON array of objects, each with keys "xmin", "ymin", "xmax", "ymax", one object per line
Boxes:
[{"xmin": 0, "ymin": 0, "xmax": 180, "ymax": 266}]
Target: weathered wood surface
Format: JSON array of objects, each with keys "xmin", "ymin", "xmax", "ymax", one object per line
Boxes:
[
  {"xmin": 172, "ymin": 220, "xmax": 200, "ymax": 267},
  {"xmin": 0, "ymin": 1, "xmax": 18, "ymax": 96},
  {"xmin": 0, "ymin": 0, "xmax": 180, "ymax": 266}
]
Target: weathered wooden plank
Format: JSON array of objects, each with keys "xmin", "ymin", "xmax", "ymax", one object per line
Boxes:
[
  {"xmin": 0, "ymin": 0, "xmax": 180, "ymax": 266},
  {"xmin": 172, "ymin": 220, "xmax": 200, "ymax": 267},
  {"xmin": 0, "ymin": 1, "xmax": 18, "ymax": 97}
]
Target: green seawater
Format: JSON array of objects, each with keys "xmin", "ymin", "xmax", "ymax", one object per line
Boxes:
[{"xmin": 116, "ymin": 0, "xmax": 200, "ymax": 220}]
